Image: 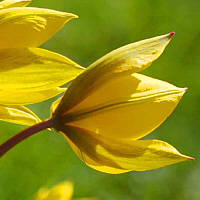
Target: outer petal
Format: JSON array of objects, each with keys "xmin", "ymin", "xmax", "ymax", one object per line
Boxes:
[
  {"xmin": 50, "ymin": 97, "xmax": 62, "ymax": 115},
  {"xmin": 55, "ymin": 33, "xmax": 174, "ymax": 114},
  {"xmin": 0, "ymin": 7, "xmax": 77, "ymax": 48},
  {"xmin": 31, "ymin": 181, "xmax": 73, "ymax": 200},
  {"xmin": 0, "ymin": 104, "xmax": 41, "ymax": 126},
  {"xmin": 0, "ymin": 87, "xmax": 66, "ymax": 105},
  {"xmin": 0, "ymin": 0, "xmax": 31, "ymax": 9},
  {"xmin": 64, "ymin": 135, "xmax": 131, "ymax": 174},
  {"xmin": 66, "ymin": 74, "xmax": 186, "ymax": 140},
  {"xmin": 58, "ymin": 125, "xmax": 193, "ymax": 174},
  {"xmin": 0, "ymin": 48, "xmax": 84, "ymax": 92}
]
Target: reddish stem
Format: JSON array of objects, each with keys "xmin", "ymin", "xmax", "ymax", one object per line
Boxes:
[{"xmin": 0, "ymin": 117, "xmax": 57, "ymax": 158}]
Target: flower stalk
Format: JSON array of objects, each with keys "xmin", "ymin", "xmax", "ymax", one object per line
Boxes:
[{"xmin": 0, "ymin": 117, "xmax": 58, "ymax": 157}]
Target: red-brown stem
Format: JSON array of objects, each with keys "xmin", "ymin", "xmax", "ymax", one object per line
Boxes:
[{"xmin": 0, "ymin": 117, "xmax": 58, "ymax": 158}]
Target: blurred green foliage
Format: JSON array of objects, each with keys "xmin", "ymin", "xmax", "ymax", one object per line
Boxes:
[{"xmin": 0, "ymin": 0, "xmax": 200, "ymax": 199}]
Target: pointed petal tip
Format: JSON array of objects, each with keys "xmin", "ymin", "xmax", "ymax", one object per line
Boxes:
[
  {"xmin": 70, "ymin": 14, "xmax": 79, "ymax": 19},
  {"xmin": 187, "ymin": 156, "xmax": 195, "ymax": 161},
  {"xmin": 178, "ymin": 87, "xmax": 188, "ymax": 94},
  {"xmin": 168, "ymin": 31, "xmax": 175, "ymax": 39},
  {"xmin": 63, "ymin": 13, "xmax": 78, "ymax": 21},
  {"xmin": 182, "ymin": 154, "xmax": 195, "ymax": 161},
  {"xmin": 183, "ymin": 87, "xmax": 188, "ymax": 92}
]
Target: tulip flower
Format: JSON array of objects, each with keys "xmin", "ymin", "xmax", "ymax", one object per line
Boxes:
[
  {"xmin": 0, "ymin": 0, "xmax": 84, "ymax": 125},
  {"xmin": 31, "ymin": 181, "xmax": 96, "ymax": 200},
  {"xmin": 49, "ymin": 32, "xmax": 194, "ymax": 173},
  {"xmin": 0, "ymin": 32, "xmax": 194, "ymax": 173}
]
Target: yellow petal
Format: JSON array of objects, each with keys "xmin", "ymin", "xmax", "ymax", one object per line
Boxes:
[
  {"xmin": 0, "ymin": 87, "xmax": 66, "ymax": 105},
  {"xmin": 0, "ymin": 7, "xmax": 77, "ymax": 48},
  {"xmin": 64, "ymin": 134, "xmax": 130, "ymax": 174},
  {"xmin": 50, "ymin": 97, "xmax": 62, "ymax": 116},
  {"xmin": 55, "ymin": 33, "xmax": 174, "ymax": 115},
  {"xmin": 0, "ymin": 0, "xmax": 31, "ymax": 9},
  {"xmin": 0, "ymin": 48, "xmax": 84, "ymax": 92},
  {"xmin": 32, "ymin": 181, "xmax": 73, "ymax": 200},
  {"xmin": 66, "ymin": 73, "xmax": 186, "ymax": 140},
  {"xmin": 59, "ymin": 125, "xmax": 193, "ymax": 174},
  {"xmin": 0, "ymin": 104, "xmax": 41, "ymax": 126}
]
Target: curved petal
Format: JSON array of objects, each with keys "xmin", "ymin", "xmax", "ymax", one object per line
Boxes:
[
  {"xmin": 0, "ymin": 48, "xmax": 84, "ymax": 92},
  {"xmin": 50, "ymin": 97, "xmax": 62, "ymax": 116},
  {"xmin": 0, "ymin": 0, "xmax": 31, "ymax": 9},
  {"xmin": 63, "ymin": 134, "xmax": 130, "ymax": 174},
  {"xmin": 66, "ymin": 74, "xmax": 186, "ymax": 140},
  {"xmin": 55, "ymin": 33, "xmax": 174, "ymax": 115},
  {"xmin": 58, "ymin": 125, "xmax": 193, "ymax": 174},
  {"xmin": 0, "ymin": 7, "xmax": 77, "ymax": 48},
  {"xmin": 0, "ymin": 87, "xmax": 66, "ymax": 105},
  {"xmin": 0, "ymin": 104, "xmax": 41, "ymax": 126}
]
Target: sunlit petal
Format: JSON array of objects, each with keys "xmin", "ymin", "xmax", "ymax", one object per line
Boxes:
[
  {"xmin": 0, "ymin": 0, "xmax": 31, "ymax": 9},
  {"xmin": 0, "ymin": 48, "xmax": 84, "ymax": 92},
  {"xmin": 0, "ymin": 104, "xmax": 41, "ymax": 126},
  {"xmin": 55, "ymin": 33, "xmax": 174, "ymax": 114},
  {"xmin": 0, "ymin": 87, "xmax": 66, "ymax": 105},
  {"xmin": 59, "ymin": 125, "xmax": 193, "ymax": 174},
  {"xmin": 0, "ymin": 7, "xmax": 77, "ymax": 48}
]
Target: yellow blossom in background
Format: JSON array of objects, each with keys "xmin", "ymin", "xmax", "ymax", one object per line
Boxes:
[
  {"xmin": 0, "ymin": 0, "xmax": 85, "ymax": 126},
  {"xmin": 31, "ymin": 181, "xmax": 97, "ymax": 200},
  {"xmin": 51, "ymin": 32, "xmax": 193, "ymax": 174}
]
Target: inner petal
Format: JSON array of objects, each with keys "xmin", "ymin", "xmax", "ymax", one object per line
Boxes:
[{"xmin": 66, "ymin": 74, "xmax": 185, "ymax": 140}]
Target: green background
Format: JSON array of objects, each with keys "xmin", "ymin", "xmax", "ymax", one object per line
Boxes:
[{"xmin": 0, "ymin": 0, "xmax": 200, "ymax": 199}]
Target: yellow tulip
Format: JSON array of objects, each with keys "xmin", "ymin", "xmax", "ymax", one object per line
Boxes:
[
  {"xmin": 0, "ymin": 1, "xmax": 84, "ymax": 126},
  {"xmin": 50, "ymin": 32, "xmax": 194, "ymax": 174}
]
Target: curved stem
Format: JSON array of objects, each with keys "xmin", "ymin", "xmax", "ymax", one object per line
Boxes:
[{"xmin": 0, "ymin": 117, "xmax": 58, "ymax": 158}]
